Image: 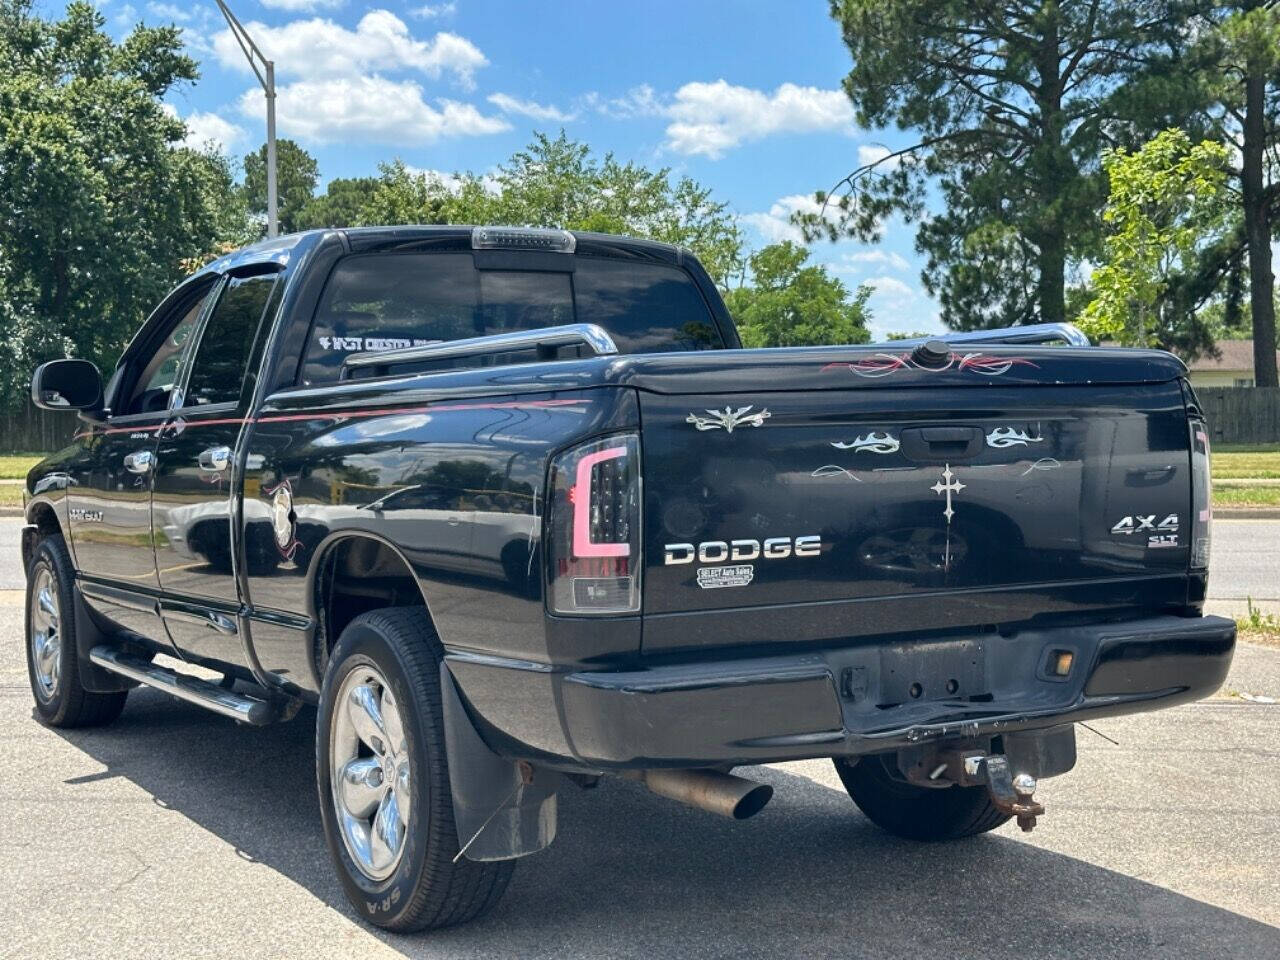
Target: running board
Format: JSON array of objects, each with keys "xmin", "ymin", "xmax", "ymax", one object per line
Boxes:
[{"xmin": 89, "ymin": 645, "xmax": 279, "ymax": 726}]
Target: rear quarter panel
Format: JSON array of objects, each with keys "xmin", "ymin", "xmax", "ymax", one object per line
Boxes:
[{"xmin": 239, "ymin": 383, "xmax": 638, "ymax": 694}]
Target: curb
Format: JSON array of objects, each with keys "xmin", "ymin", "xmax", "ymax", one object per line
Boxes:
[
  {"xmin": 0, "ymin": 507, "xmax": 24, "ymax": 518},
  {"xmin": 1214, "ymin": 507, "xmax": 1280, "ymax": 520}
]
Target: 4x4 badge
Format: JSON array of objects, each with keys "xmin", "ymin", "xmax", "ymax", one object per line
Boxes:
[{"xmin": 685, "ymin": 405, "xmax": 771, "ymax": 433}]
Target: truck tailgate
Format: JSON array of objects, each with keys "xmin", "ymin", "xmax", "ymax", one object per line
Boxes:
[{"xmin": 640, "ymin": 377, "xmax": 1192, "ymax": 652}]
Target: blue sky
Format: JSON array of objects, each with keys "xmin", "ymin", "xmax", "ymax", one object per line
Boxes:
[{"xmin": 106, "ymin": 0, "xmax": 942, "ymax": 337}]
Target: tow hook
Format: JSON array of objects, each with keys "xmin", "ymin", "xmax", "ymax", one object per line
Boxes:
[{"xmin": 974, "ymin": 755, "xmax": 1044, "ymax": 832}]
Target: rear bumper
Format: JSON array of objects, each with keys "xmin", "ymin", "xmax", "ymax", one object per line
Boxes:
[{"xmin": 445, "ymin": 614, "xmax": 1235, "ymax": 769}]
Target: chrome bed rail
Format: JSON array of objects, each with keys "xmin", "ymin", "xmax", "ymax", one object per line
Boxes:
[
  {"xmin": 877, "ymin": 322, "xmax": 1091, "ymax": 348},
  {"xmin": 341, "ymin": 323, "xmax": 619, "ymax": 379}
]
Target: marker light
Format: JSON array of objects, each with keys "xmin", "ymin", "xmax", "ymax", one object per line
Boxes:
[
  {"xmin": 471, "ymin": 226, "xmax": 576, "ymax": 253},
  {"xmin": 1053, "ymin": 651, "xmax": 1074, "ymax": 677}
]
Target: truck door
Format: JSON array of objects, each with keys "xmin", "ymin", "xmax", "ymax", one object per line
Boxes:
[
  {"xmin": 151, "ymin": 269, "xmax": 281, "ymax": 669},
  {"xmin": 68, "ymin": 279, "xmax": 216, "ymax": 642}
]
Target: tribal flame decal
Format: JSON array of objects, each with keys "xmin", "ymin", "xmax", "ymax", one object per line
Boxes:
[
  {"xmin": 985, "ymin": 426, "xmax": 1043, "ymax": 448},
  {"xmin": 831, "ymin": 431, "xmax": 899, "ymax": 454},
  {"xmin": 822, "ymin": 351, "xmax": 1039, "ymax": 378}
]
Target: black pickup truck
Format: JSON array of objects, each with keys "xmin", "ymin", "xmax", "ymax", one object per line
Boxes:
[{"xmin": 23, "ymin": 226, "xmax": 1234, "ymax": 931}]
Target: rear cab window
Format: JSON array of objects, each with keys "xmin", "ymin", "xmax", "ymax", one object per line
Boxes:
[{"xmin": 300, "ymin": 252, "xmax": 723, "ymax": 385}]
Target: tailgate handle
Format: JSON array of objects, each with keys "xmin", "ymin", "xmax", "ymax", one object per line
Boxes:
[{"xmin": 900, "ymin": 426, "xmax": 984, "ymax": 462}]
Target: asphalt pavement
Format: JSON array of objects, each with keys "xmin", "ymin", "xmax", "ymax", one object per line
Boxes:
[{"xmin": 1, "ymin": 520, "xmax": 1279, "ymax": 958}]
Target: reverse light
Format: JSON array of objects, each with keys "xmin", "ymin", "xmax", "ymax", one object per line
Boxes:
[
  {"xmin": 1190, "ymin": 420, "xmax": 1212, "ymax": 569},
  {"xmin": 548, "ymin": 434, "xmax": 641, "ymax": 615}
]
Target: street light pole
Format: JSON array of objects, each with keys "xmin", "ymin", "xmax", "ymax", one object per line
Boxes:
[
  {"xmin": 213, "ymin": 0, "xmax": 278, "ymax": 238},
  {"xmin": 265, "ymin": 60, "xmax": 277, "ymax": 237}
]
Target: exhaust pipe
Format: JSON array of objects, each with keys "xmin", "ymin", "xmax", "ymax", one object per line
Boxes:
[{"xmin": 632, "ymin": 769, "xmax": 773, "ymax": 820}]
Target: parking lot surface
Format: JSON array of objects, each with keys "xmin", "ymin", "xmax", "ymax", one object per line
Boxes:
[{"xmin": 1, "ymin": 527, "xmax": 1278, "ymax": 958}]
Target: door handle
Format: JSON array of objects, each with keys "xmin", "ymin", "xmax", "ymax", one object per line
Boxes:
[
  {"xmin": 198, "ymin": 446, "xmax": 232, "ymax": 472},
  {"xmin": 123, "ymin": 450, "xmax": 154, "ymax": 474},
  {"xmin": 899, "ymin": 426, "xmax": 984, "ymax": 463}
]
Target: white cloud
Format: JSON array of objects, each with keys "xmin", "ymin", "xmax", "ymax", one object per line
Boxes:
[
  {"xmin": 866, "ymin": 275, "xmax": 915, "ymax": 299},
  {"xmin": 213, "ymin": 11, "xmax": 488, "ymax": 89},
  {"xmin": 841, "ymin": 249, "xmax": 911, "ymax": 272},
  {"xmin": 145, "ymin": 2, "xmax": 190, "ymax": 21},
  {"xmin": 258, "ymin": 0, "xmax": 343, "ymax": 10},
  {"xmin": 183, "ymin": 110, "xmax": 248, "ymax": 153},
  {"xmin": 740, "ymin": 193, "xmax": 838, "ymax": 245},
  {"xmin": 664, "ymin": 81, "xmax": 854, "ymax": 158},
  {"xmin": 860, "ymin": 275, "xmax": 943, "ymax": 339},
  {"xmin": 162, "ymin": 104, "xmax": 248, "ymax": 153},
  {"xmin": 586, "ymin": 85, "xmax": 665, "ymax": 120},
  {"xmin": 403, "ymin": 165, "xmax": 502, "ymax": 194},
  {"xmin": 487, "ymin": 93, "xmax": 575, "ymax": 123},
  {"xmin": 409, "ymin": 2, "xmax": 456, "ymax": 17},
  {"xmin": 857, "ymin": 144, "xmax": 902, "ymax": 169},
  {"xmin": 245, "ymin": 76, "xmax": 509, "ymax": 144}
]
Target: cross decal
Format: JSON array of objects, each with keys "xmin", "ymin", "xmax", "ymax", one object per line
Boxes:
[{"xmin": 931, "ymin": 464, "xmax": 965, "ymax": 521}]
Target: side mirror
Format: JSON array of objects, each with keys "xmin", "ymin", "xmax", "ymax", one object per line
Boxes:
[{"xmin": 31, "ymin": 359, "xmax": 104, "ymax": 413}]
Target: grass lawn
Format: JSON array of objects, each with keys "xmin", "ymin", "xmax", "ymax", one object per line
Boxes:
[
  {"xmin": 0, "ymin": 485, "xmax": 22, "ymax": 507},
  {"xmin": 1213, "ymin": 485, "xmax": 1280, "ymax": 506},
  {"xmin": 0, "ymin": 454, "xmax": 41, "ymax": 479},
  {"xmin": 1212, "ymin": 449, "xmax": 1280, "ymax": 479}
]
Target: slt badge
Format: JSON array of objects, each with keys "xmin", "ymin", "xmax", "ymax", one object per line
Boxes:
[{"xmin": 685, "ymin": 405, "xmax": 771, "ymax": 433}]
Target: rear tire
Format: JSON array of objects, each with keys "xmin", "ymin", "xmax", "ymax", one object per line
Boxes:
[
  {"xmin": 25, "ymin": 535, "xmax": 128, "ymax": 728},
  {"xmin": 834, "ymin": 754, "xmax": 1011, "ymax": 841},
  {"xmin": 317, "ymin": 607, "xmax": 514, "ymax": 931}
]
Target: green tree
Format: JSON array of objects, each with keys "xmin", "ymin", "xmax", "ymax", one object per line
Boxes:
[
  {"xmin": 724, "ymin": 242, "xmax": 872, "ymax": 348},
  {"xmin": 357, "ymin": 132, "xmax": 744, "ymax": 287},
  {"xmin": 1191, "ymin": 3, "xmax": 1280, "ymax": 384},
  {"xmin": 295, "ymin": 176, "xmax": 380, "ymax": 230},
  {"xmin": 358, "ymin": 160, "xmax": 502, "ymax": 227},
  {"xmin": 807, "ymin": 0, "xmax": 1201, "ymax": 331},
  {"xmin": 1080, "ymin": 130, "xmax": 1231, "ymax": 347},
  {"xmin": 0, "ymin": 0, "xmax": 247, "ymax": 413},
  {"xmin": 242, "ymin": 138, "xmax": 319, "ymax": 234}
]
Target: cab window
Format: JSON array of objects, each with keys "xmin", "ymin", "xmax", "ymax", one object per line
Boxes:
[{"xmin": 300, "ymin": 252, "xmax": 721, "ymax": 385}]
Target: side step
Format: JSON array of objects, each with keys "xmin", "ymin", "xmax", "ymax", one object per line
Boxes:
[{"xmin": 89, "ymin": 645, "xmax": 279, "ymax": 726}]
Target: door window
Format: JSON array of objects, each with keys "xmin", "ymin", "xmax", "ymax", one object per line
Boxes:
[
  {"xmin": 123, "ymin": 290, "xmax": 210, "ymax": 415},
  {"xmin": 182, "ymin": 273, "xmax": 278, "ymax": 409}
]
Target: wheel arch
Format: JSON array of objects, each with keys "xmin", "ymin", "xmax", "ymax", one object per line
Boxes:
[
  {"xmin": 22, "ymin": 498, "xmax": 63, "ymax": 571},
  {"xmin": 307, "ymin": 530, "xmax": 436, "ymax": 681}
]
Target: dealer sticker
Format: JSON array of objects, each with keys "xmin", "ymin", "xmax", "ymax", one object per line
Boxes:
[{"xmin": 696, "ymin": 564, "xmax": 754, "ymax": 589}]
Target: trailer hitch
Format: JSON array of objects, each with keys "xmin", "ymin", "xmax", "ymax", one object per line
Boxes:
[
  {"xmin": 918, "ymin": 749, "xmax": 1045, "ymax": 832},
  {"xmin": 972, "ymin": 754, "xmax": 1044, "ymax": 832}
]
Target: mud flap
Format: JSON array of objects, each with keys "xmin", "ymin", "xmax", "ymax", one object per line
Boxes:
[
  {"xmin": 439, "ymin": 663, "xmax": 558, "ymax": 861},
  {"xmin": 73, "ymin": 585, "xmax": 137, "ymax": 694}
]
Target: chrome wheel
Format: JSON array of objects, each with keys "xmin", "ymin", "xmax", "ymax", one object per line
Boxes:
[
  {"xmin": 29, "ymin": 566, "xmax": 61, "ymax": 701},
  {"xmin": 329, "ymin": 665, "xmax": 412, "ymax": 881}
]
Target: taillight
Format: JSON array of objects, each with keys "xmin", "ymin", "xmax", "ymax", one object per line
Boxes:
[
  {"xmin": 1190, "ymin": 419, "xmax": 1211, "ymax": 569},
  {"xmin": 547, "ymin": 434, "xmax": 641, "ymax": 614}
]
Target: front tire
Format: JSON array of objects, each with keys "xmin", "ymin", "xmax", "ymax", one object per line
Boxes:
[
  {"xmin": 25, "ymin": 534, "xmax": 128, "ymax": 728},
  {"xmin": 317, "ymin": 607, "xmax": 513, "ymax": 931},
  {"xmin": 834, "ymin": 754, "xmax": 1011, "ymax": 841}
]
